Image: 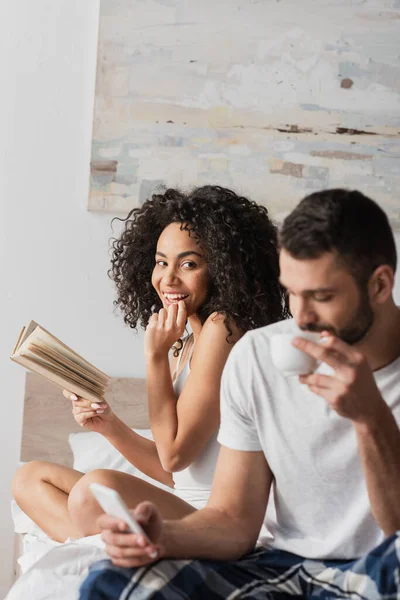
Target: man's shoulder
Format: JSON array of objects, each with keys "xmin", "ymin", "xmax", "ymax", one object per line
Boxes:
[
  {"xmin": 244, "ymin": 318, "xmax": 294, "ymax": 343},
  {"xmin": 232, "ymin": 318, "xmax": 294, "ymax": 358}
]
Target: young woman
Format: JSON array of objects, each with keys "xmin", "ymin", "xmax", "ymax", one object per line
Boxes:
[{"xmin": 12, "ymin": 185, "xmax": 289, "ymax": 542}]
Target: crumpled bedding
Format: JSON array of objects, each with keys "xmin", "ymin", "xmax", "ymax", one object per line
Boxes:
[{"xmin": 6, "ymin": 501, "xmax": 108, "ymax": 600}]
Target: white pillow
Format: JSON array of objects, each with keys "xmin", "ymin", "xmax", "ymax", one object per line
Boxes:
[
  {"xmin": 68, "ymin": 428, "xmax": 172, "ymax": 493},
  {"xmin": 69, "ymin": 428, "xmax": 153, "ymax": 475}
]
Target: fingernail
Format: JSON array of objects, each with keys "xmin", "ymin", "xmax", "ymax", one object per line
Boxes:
[
  {"xmin": 70, "ymin": 394, "xmax": 78, "ymax": 401},
  {"xmin": 91, "ymin": 403, "xmax": 101, "ymax": 409},
  {"xmin": 96, "ymin": 409, "xmax": 105, "ymax": 414},
  {"xmin": 147, "ymin": 548, "xmax": 158, "ymax": 559}
]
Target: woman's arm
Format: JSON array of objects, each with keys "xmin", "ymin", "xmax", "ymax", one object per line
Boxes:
[
  {"xmin": 103, "ymin": 416, "xmax": 174, "ymax": 487},
  {"xmin": 146, "ymin": 310, "xmax": 241, "ymax": 472},
  {"xmin": 64, "ymin": 391, "xmax": 173, "ymax": 487}
]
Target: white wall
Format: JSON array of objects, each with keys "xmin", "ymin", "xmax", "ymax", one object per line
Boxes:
[
  {"xmin": 0, "ymin": 1, "xmax": 146, "ymax": 595},
  {"xmin": 0, "ymin": 1, "xmax": 399, "ymax": 595}
]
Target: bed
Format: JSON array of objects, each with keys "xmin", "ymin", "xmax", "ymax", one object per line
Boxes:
[{"xmin": 7, "ymin": 372, "xmax": 170, "ymax": 600}]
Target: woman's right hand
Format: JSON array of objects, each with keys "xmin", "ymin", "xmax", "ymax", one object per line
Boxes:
[
  {"xmin": 144, "ymin": 300, "xmax": 187, "ymax": 359},
  {"xmin": 62, "ymin": 389, "xmax": 116, "ymax": 434}
]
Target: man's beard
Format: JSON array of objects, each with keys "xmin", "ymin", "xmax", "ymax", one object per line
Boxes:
[{"xmin": 301, "ymin": 289, "xmax": 374, "ymax": 345}]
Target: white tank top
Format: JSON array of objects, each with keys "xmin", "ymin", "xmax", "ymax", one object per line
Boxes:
[{"xmin": 171, "ymin": 336, "xmax": 220, "ymax": 503}]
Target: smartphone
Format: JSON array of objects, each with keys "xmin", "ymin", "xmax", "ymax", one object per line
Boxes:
[{"xmin": 89, "ymin": 482, "xmax": 151, "ymax": 542}]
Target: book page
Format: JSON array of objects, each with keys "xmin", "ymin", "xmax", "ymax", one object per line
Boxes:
[
  {"xmin": 16, "ymin": 324, "xmax": 110, "ymax": 384},
  {"xmin": 13, "ymin": 320, "xmax": 39, "ymax": 354},
  {"xmin": 30, "ymin": 344, "xmax": 106, "ymax": 388},
  {"xmin": 26, "ymin": 346, "xmax": 106, "ymax": 395},
  {"xmin": 11, "ymin": 353, "xmax": 104, "ymax": 403}
]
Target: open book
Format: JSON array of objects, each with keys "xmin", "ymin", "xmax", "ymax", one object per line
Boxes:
[{"xmin": 11, "ymin": 321, "xmax": 111, "ymax": 403}]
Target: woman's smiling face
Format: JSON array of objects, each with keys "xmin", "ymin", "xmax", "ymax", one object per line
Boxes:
[{"xmin": 151, "ymin": 222, "xmax": 210, "ymax": 317}]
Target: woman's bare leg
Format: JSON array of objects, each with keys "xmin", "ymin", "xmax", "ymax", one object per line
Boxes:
[
  {"xmin": 12, "ymin": 460, "xmax": 84, "ymax": 542},
  {"xmin": 68, "ymin": 469, "xmax": 196, "ymax": 537}
]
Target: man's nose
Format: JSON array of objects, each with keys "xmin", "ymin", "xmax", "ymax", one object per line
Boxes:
[{"xmin": 292, "ymin": 297, "xmax": 317, "ymax": 330}]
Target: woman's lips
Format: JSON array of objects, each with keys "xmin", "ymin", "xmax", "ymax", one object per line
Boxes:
[{"xmin": 162, "ymin": 292, "xmax": 189, "ymax": 306}]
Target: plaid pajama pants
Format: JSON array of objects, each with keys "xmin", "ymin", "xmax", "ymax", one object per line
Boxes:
[{"xmin": 79, "ymin": 531, "xmax": 400, "ymax": 599}]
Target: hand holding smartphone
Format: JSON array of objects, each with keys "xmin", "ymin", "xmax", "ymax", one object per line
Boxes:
[{"xmin": 89, "ymin": 482, "xmax": 157, "ymax": 558}]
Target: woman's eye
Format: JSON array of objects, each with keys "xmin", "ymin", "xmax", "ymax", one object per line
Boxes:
[
  {"xmin": 156, "ymin": 260, "xmax": 167, "ymax": 267},
  {"xmin": 182, "ymin": 261, "xmax": 196, "ymax": 269},
  {"xmin": 314, "ymin": 295, "xmax": 333, "ymax": 303}
]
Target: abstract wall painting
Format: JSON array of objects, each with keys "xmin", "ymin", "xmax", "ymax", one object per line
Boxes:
[{"xmin": 89, "ymin": 0, "xmax": 400, "ymax": 228}]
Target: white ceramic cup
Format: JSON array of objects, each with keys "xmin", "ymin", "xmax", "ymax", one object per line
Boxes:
[{"xmin": 270, "ymin": 331, "xmax": 320, "ymax": 376}]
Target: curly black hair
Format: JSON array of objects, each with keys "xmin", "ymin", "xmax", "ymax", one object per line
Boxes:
[{"xmin": 109, "ymin": 185, "xmax": 290, "ymax": 342}]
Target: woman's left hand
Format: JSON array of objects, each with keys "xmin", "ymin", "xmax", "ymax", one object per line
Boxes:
[{"xmin": 145, "ymin": 300, "xmax": 187, "ymax": 359}]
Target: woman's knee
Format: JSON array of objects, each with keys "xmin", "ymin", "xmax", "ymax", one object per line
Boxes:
[
  {"xmin": 12, "ymin": 460, "xmax": 50, "ymax": 503},
  {"xmin": 68, "ymin": 469, "xmax": 116, "ymax": 533}
]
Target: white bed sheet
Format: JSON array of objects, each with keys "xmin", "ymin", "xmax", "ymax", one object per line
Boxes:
[
  {"xmin": 7, "ymin": 539, "xmax": 107, "ymax": 600},
  {"xmin": 7, "ymin": 500, "xmax": 108, "ymax": 600},
  {"xmin": 7, "ymin": 432, "xmax": 172, "ymax": 600}
]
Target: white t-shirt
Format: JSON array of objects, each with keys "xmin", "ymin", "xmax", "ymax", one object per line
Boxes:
[{"xmin": 218, "ymin": 318, "xmax": 400, "ymax": 560}]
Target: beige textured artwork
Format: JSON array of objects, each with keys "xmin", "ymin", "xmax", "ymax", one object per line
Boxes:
[{"xmin": 89, "ymin": 0, "xmax": 400, "ymax": 228}]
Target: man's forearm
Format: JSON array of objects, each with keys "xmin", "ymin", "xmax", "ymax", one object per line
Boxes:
[
  {"xmin": 161, "ymin": 506, "xmax": 257, "ymax": 561},
  {"xmin": 356, "ymin": 406, "xmax": 400, "ymax": 536}
]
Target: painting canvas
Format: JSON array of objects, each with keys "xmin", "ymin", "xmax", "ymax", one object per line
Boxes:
[{"xmin": 89, "ymin": 0, "xmax": 400, "ymax": 228}]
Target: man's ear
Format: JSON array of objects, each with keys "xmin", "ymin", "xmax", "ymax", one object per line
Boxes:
[{"xmin": 368, "ymin": 265, "xmax": 394, "ymax": 304}]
